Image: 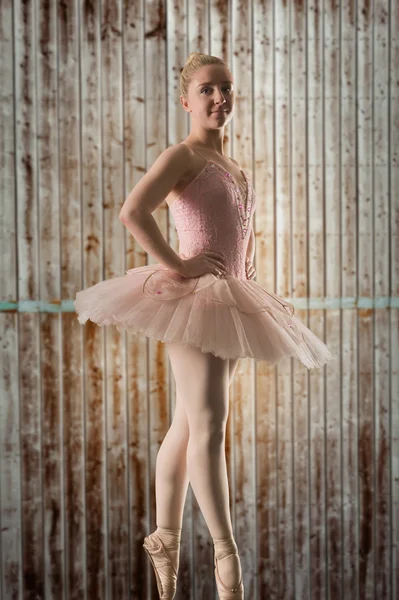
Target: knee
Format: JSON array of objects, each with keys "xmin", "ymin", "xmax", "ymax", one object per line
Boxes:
[{"xmin": 188, "ymin": 414, "xmax": 227, "ymax": 450}]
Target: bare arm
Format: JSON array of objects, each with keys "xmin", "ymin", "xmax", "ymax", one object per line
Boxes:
[{"xmin": 119, "ymin": 144, "xmax": 189, "ymax": 274}]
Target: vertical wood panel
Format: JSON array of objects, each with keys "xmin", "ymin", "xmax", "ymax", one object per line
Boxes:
[
  {"xmin": 100, "ymin": 1, "xmax": 130, "ymax": 598},
  {"xmin": 122, "ymin": 1, "xmax": 150, "ymax": 598},
  {"xmin": 37, "ymin": 0, "xmax": 65, "ymax": 597},
  {"xmin": 0, "ymin": 0, "xmax": 22, "ymax": 598},
  {"xmin": 0, "ymin": 1, "xmax": 397, "ymax": 599},
  {"xmin": 275, "ymin": 1, "xmax": 295, "ymax": 598},
  {"xmin": 81, "ymin": 1, "xmax": 106, "ymax": 598},
  {"xmin": 58, "ymin": 0, "xmax": 86, "ymax": 597},
  {"xmin": 374, "ymin": 1, "xmax": 392, "ymax": 593},
  {"xmin": 307, "ymin": 1, "xmax": 327, "ymax": 598},
  {"xmin": 358, "ymin": 1, "xmax": 375, "ymax": 597},
  {"xmin": 390, "ymin": 3, "xmax": 399, "ymax": 598},
  {"xmin": 291, "ymin": 0, "xmax": 311, "ymax": 597},
  {"xmin": 341, "ymin": 2, "xmax": 360, "ymax": 599},
  {"xmin": 253, "ymin": 0, "xmax": 279, "ymax": 597},
  {"xmin": 230, "ymin": 2, "xmax": 258, "ymax": 600},
  {"xmin": 14, "ymin": 0, "xmax": 44, "ymax": 597},
  {"xmin": 374, "ymin": 2, "xmax": 391, "ymax": 598},
  {"xmin": 325, "ymin": 2, "xmax": 343, "ymax": 599},
  {"xmin": 291, "ymin": 2, "xmax": 309, "ymax": 599}
]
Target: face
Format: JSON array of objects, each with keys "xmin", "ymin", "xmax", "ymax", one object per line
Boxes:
[{"xmin": 181, "ymin": 64, "xmax": 234, "ymax": 128}]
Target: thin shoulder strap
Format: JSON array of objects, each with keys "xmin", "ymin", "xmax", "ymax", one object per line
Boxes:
[{"xmin": 185, "ymin": 144, "xmax": 208, "ymax": 162}]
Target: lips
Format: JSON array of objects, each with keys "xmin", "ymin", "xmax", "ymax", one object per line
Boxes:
[{"xmin": 213, "ymin": 109, "xmax": 228, "ymax": 114}]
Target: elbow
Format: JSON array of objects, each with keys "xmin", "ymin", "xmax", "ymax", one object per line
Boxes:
[
  {"xmin": 119, "ymin": 210, "xmax": 136, "ymax": 223},
  {"xmin": 119, "ymin": 209, "xmax": 148, "ymax": 223}
]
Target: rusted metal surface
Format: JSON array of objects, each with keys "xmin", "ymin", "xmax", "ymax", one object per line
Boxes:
[{"xmin": 0, "ymin": 0, "xmax": 397, "ymax": 599}]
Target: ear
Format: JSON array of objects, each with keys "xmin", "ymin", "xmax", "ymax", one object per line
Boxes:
[{"xmin": 180, "ymin": 95, "xmax": 191, "ymax": 113}]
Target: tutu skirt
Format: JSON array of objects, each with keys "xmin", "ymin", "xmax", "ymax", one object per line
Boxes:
[{"xmin": 73, "ymin": 263, "xmax": 336, "ymax": 369}]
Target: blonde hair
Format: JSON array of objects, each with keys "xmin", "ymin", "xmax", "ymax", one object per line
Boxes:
[{"xmin": 180, "ymin": 52, "xmax": 230, "ymax": 98}]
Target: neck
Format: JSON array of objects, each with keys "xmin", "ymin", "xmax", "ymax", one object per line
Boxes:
[{"xmin": 185, "ymin": 129, "xmax": 226, "ymax": 155}]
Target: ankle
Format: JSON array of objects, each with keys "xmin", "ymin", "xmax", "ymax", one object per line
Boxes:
[
  {"xmin": 155, "ymin": 525, "xmax": 182, "ymax": 547},
  {"xmin": 213, "ymin": 535, "xmax": 242, "ymax": 591},
  {"xmin": 212, "ymin": 534, "xmax": 238, "ymax": 560}
]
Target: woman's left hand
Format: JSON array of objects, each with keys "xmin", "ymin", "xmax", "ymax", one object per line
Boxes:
[{"xmin": 245, "ymin": 258, "xmax": 256, "ymax": 280}]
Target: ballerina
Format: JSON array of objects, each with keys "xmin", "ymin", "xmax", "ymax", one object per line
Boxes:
[{"xmin": 74, "ymin": 51, "xmax": 335, "ymax": 599}]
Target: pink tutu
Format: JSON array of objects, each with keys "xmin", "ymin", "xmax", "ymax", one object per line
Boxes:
[{"xmin": 74, "ymin": 263, "xmax": 336, "ymax": 369}]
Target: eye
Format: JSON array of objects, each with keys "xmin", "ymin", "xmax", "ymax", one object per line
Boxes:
[{"xmin": 200, "ymin": 86, "xmax": 232, "ymax": 94}]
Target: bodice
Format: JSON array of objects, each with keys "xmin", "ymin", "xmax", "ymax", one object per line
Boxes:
[{"xmin": 169, "ymin": 160, "xmax": 256, "ymax": 280}]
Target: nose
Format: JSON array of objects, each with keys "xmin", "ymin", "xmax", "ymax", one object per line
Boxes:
[{"xmin": 214, "ymin": 88, "xmax": 227, "ymax": 105}]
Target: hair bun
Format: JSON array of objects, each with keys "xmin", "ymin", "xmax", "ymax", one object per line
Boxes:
[
  {"xmin": 185, "ymin": 51, "xmax": 202, "ymax": 65},
  {"xmin": 180, "ymin": 53, "xmax": 228, "ymax": 97}
]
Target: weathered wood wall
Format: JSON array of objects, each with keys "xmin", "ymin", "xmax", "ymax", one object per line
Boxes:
[{"xmin": 0, "ymin": 0, "xmax": 397, "ymax": 599}]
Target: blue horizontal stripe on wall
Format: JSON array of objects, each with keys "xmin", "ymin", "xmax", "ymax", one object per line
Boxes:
[{"xmin": 0, "ymin": 297, "xmax": 398, "ymax": 313}]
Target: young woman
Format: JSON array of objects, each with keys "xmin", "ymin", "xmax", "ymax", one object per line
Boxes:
[{"xmin": 74, "ymin": 52, "xmax": 335, "ymax": 599}]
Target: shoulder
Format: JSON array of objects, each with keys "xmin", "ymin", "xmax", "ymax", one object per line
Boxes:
[
  {"xmin": 156, "ymin": 143, "xmax": 193, "ymax": 176},
  {"xmin": 162, "ymin": 143, "xmax": 193, "ymax": 163},
  {"xmin": 148, "ymin": 144, "xmax": 191, "ymax": 181},
  {"xmin": 228, "ymin": 156, "xmax": 240, "ymax": 167}
]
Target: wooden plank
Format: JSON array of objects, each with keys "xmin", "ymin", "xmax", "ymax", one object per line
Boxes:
[
  {"xmin": 390, "ymin": 2, "xmax": 399, "ymax": 598},
  {"xmin": 80, "ymin": 1, "xmax": 106, "ymax": 597},
  {"xmin": 373, "ymin": 2, "xmax": 391, "ymax": 597},
  {"xmin": 274, "ymin": 2, "xmax": 295, "ymax": 598},
  {"xmin": 341, "ymin": 3, "xmax": 360, "ymax": 599},
  {"xmin": 307, "ymin": 0, "xmax": 327, "ymax": 597},
  {"xmin": 290, "ymin": 2, "xmax": 311, "ymax": 598},
  {"xmin": 14, "ymin": 0, "xmax": 44, "ymax": 597},
  {"xmin": 229, "ymin": 2, "xmax": 257, "ymax": 599},
  {"xmin": 253, "ymin": 0, "xmax": 279, "ymax": 597},
  {"xmin": 391, "ymin": 314, "xmax": 399, "ymax": 600},
  {"xmin": 357, "ymin": 0, "xmax": 375, "ymax": 596},
  {"xmin": 122, "ymin": 2, "xmax": 151, "ymax": 598},
  {"xmin": 58, "ymin": 0, "xmax": 86, "ymax": 598},
  {"xmin": 0, "ymin": 316, "xmax": 21, "ymax": 600},
  {"xmin": 0, "ymin": 0, "xmax": 21, "ymax": 596},
  {"xmin": 100, "ymin": 1, "xmax": 130, "ymax": 598},
  {"xmin": 324, "ymin": 2, "xmax": 343, "ymax": 599},
  {"xmin": 36, "ymin": 1, "xmax": 65, "ymax": 597}
]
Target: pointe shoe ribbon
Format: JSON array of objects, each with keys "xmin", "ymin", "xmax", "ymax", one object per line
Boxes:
[
  {"xmin": 143, "ymin": 532, "xmax": 178, "ymax": 599},
  {"xmin": 214, "ymin": 553, "xmax": 244, "ymax": 599}
]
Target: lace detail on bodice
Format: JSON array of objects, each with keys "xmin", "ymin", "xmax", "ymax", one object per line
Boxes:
[{"xmin": 169, "ymin": 160, "xmax": 256, "ymax": 280}]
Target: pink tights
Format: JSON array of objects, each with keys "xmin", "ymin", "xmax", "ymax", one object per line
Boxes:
[{"xmin": 154, "ymin": 342, "xmax": 242, "ymax": 589}]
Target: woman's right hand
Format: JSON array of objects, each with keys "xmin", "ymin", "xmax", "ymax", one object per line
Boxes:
[{"xmin": 178, "ymin": 251, "xmax": 227, "ymax": 279}]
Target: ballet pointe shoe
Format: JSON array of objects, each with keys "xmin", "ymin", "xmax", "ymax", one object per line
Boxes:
[
  {"xmin": 143, "ymin": 531, "xmax": 179, "ymax": 599},
  {"xmin": 213, "ymin": 535, "xmax": 244, "ymax": 600},
  {"xmin": 214, "ymin": 553, "xmax": 244, "ymax": 599}
]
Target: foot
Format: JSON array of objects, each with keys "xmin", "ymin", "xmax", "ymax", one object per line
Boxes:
[
  {"xmin": 143, "ymin": 530, "xmax": 180, "ymax": 600},
  {"xmin": 214, "ymin": 553, "xmax": 244, "ymax": 599},
  {"xmin": 213, "ymin": 535, "xmax": 244, "ymax": 599}
]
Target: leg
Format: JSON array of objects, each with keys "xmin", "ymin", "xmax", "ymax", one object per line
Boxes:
[
  {"xmin": 155, "ymin": 388, "xmax": 190, "ymax": 529},
  {"xmin": 155, "ymin": 356, "xmax": 240, "ymax": 529},
  {"xmin": 164, "ymin": 342, "xmax": 242, "ymax": 590},
  {"xmin": 165, "ymin": 342, "xmax": 232, "ymax": 538}
]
